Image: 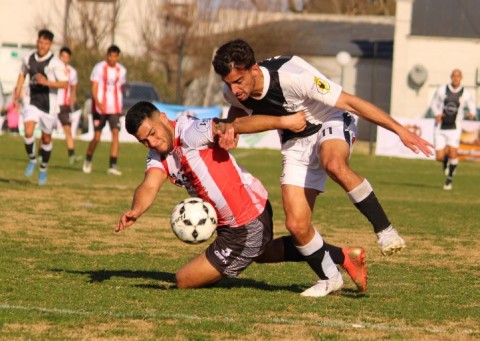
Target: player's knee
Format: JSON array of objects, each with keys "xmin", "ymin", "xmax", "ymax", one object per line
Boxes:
[
  {"xmin": 285, "ymin": 218, "xmax": 310, "ymax": 241},
  {"xmin": 175, "ymin": 271, "xmax": 194, "ymax": 289},
  {"xmin": 323, "ymin": 159, "xmax": 351, "ymax": 182}
]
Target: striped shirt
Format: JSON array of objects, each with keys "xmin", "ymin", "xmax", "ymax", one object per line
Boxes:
[
  {"xmin": 57, "ymin": 64, "xmax": 78, "ymax": 106},
  {"xmin": 90, "ymin": 60, "xmax": 127, "ymax": 114},
  {"xmin": 146, "ymin": 115, "xmax": 268, "ymax": 227}
]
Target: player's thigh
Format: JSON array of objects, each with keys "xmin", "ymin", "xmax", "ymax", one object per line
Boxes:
[
  {"xmin": 318, "ymin": 138, "xmax": 351, "ymax": 169},
  {"xmin": 176, "ymin": 252, "xmax": 222, "ymax": 289}
]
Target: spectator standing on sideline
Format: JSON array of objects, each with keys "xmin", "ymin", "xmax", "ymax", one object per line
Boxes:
[
  {"xmin": 57, "ymin": 46, "xmax": 82, "ymax": 165},
  {"xmin": 83, "ymin": 45, "xmax": 126, "ymax": 176},
  {"xmin": 13, "ymin": 29, "xmax": 68, "ymax": 185},
  {"xmin": 211, "ymin": 39, "xmax": 433, "ymax": 294},
  {"xmin": 116, "ymin": 101, "xmax": 367, "ymax": 295},
  {"xmin": 430, "ymin": 68, "xmax": 476, "ymax": 190}
]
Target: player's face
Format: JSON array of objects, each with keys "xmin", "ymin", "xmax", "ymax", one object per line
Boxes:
[
  {"xmin": 36, "ymin": 37, "xmax": 52, "ymax": 57},
  {"xmin": 450, "ymin": 70, "xmax": 462, "ymax": 88},
  {"xmin": 59, "ymin": 51, "xmax": 71, "ymax": 65},
  {"xmin": 222, "ymin": 65, "xmax": 261, "ymax": 101},
  {"xmin": 106, "ymin": 52, "xmax": 120, "ymax": 67},
  {"xmin": 135, "ymin": 112, "xmax": 174, "ymax": 154}
]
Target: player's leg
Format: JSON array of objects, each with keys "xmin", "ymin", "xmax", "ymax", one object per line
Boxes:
[
  {"xmin": 83, "ymin": 113, "xmax": 104, "ymax": 173},
  {"xmin": 107, "ymin": 115, "xmax": 121, "ymax": 175},
  {"xmin": 443, "ymin": 130, "xmax": 460, "ymax": 190},
  {"xmin": 59, "ymin": 106, "xmax": 79, "ymax": 164},
  {"xmin": 176, "ymin": 252, "xmax": 222, "ymax": 289},
  {"xmin": 256, "ymin": 237, "xmax": 367, "ymax": 292},
  {"xmin": 282, "ymin": 184, "xmax": 342, "ymax": 296},
  {"xmin": 22, "ymin": 105, "xmax": 40, "ymax": 176},
  {"xmin": 318, "ymin": 119, "xmax": 404, "ymax": 256},
  {"xmin": 37, "ymin": 132, "xmax": 52, "ymax": 185}
]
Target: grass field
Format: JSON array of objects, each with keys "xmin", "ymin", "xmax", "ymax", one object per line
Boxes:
[{"xmin": 0, "ymin": 134, "xmax": 479, "ymax": 340}]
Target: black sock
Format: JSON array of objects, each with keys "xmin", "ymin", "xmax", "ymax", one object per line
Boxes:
[
  {"xmin": 354, "ymin": 192, "xmax": 391, "ymax": 234},
  {"xmin": 68, "ymin": 149, "xmax": 75, "ymax": 157},
  {"xmin": 25, "ymin": 142, "xmax": 35, "ymax": 159},
  {"xmin": 442, "ymin": 154, "xmax": 449, "ymax": 171},
  {"xmin": 86, "ymin": 154, "xmax": 93, "ymax": 162},
  {"xmin": 303, "ymin": 246, "xmax": 329, "ymax": 280},
  {"xmin": 324, "ymin": 243, "xmax": 345, "ymax": 265},
  {"xmin": 39, "ymin": 148, "xmax": 51, "ymax": 166},
  {"xmin": 109, "ymin": 157, "xmax": 117, "ymax": 168},
  {"xmin": 448, "ymin": 164, "xmax": 457, "ymax": 177}
]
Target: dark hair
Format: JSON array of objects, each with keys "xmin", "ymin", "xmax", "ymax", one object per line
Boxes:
[
  {"xmin": 125, "ymin": 101, "xmax": 158, "ymax": 135},
  {"xmin": 60, "ymin": 46, "xmax": 72, "ymax": 55},
  {"xmin": 212, "ymin": 39, "xmax": 256, "ymax": 77},
  {"xmin": 107, "ymin": 44, "xmax": 121, "ymax": 54},
  {"xmin": 38, "ymin": 29, "xmax": 54, "ymax": 41}
]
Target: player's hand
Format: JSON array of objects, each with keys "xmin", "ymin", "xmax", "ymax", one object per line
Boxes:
[
  {"xmin": 434, "ymin": 115, "xmax": 443, "ymax": 124},
  {"xmin": 398, "ymin": 128, "xmax": 434, "ymax": 157},
  {"xmin": 115, "ymin": 210, "xmax": 139, "ymax": 232},
  {"xmin": 283, "ymin": 111, "xmax": 307, "ymax": 132},
  {"xmin": 35, "ymin": 73, "xmax": 49, "ymax": 86},
  {"xmin": 217, "ymin": 127, "xmax": 239, "ymax": 150}
]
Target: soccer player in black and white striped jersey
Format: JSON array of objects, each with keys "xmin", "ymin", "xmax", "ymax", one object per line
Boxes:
[
  {"xmin": 13, "ymin": 29, "xmax": 69, "ymax": 185},
  {"xmin": 429, "ymin": 69, "xmax": 477, "ymax": 190},
  {"xmin": 212, "ymin": 39, "xmax": 433, "ymax": 297}
]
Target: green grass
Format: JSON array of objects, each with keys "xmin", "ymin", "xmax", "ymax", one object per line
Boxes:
[{"xmin": 0, "ymin": 134, "xmax": 479, "ymax": 340}]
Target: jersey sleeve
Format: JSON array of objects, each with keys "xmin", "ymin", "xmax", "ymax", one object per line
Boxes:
[
  {"xmin": 119, "ymin": 65, "xmax": 127, "ymax": 86},
  {"xmin": 70, "ymin": 67, "xmax": 78, "ymax": 86},
  {"xmin": 146, "ymin": 150, "xmax": 167, "ymax": 173},
  {"xmin": 181, "ymin": 117, "xmax": 215, "ymax": 149},
  {"xmin": 299, "ymin": 68, "xmax": 342, "ymax": 107},
  {"xmin": 463, "ymin": 89, "xmax": 477, "ymax": 116},
  {"xmin": 20, "ymin": 54, "xmax": 31, "ymax": 76},
  {"xmin": 53, "ymin": 58, "xmax": 68, "ymax": 82},
  {"xmin": 90, "ymin": 63, "xmax": 101, "ymax": 83},
  {"xmin": 430, "ymin": 86, "xmax": 445, "ymax": 115}
]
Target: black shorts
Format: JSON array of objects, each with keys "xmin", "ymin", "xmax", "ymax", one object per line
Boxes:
[
  {"xmin": 92, "ymin": 112, "xmax": 121, "ymax": 131},
  {"xmin": 58, "ymin": 105, "xmax": 72, "ymax": 126},
  {"xmin": 205, "ymin": 201, "xmax": 273, "ymax": 277}
]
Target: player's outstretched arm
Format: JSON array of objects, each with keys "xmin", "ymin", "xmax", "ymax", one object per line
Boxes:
[
  {"xmin": 335, "ymin": 91, "xmax": 434, "ymax": 157},
  {"xmin": 214, "ymin": 110, "xmax": 306, "ymax": 150},
  {"xmin": 115, "ymin": 169, "xmax": 166, "ymax": 232}
]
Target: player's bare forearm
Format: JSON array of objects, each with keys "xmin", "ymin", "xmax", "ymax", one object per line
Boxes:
[
  {"xmin": 213, "ymin": 112, "xmax": 306, "ymax": 135},
  {"xmin": 336, "ymin": 91, "xmax": 433, "ymax": 156}
]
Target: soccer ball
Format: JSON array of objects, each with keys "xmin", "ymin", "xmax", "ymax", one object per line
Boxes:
[{"xmin": 170, "ymin": 198, "xmax": 217, "ymax": 244}]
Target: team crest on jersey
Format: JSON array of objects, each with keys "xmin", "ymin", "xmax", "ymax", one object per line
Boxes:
[
  {"xmin": 194, "ymin": 119, "xmax": 210, "ymax": 133},
  {"xmin": 314, "ymin": 76, "xmax": 330, "ymax": 94}
]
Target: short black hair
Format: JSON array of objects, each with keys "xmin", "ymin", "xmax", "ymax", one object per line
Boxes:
[
  {"xmin": 38, "ymin": 29, "xmax": 54, "ymax": 41},
  {"xmin": 107, "ymin": 44, "xmax": 121, "ymax": 54},
  {"xmin": 125, "ymin": 101, "xmax": 158, "ymax": 135},
  {"xmin": 212, "ymin": 39, "xmax": 256, "ymax": 77},
  {"xmin": 60, "ymin": 46, "xmax": 72, "ymax": 55}
]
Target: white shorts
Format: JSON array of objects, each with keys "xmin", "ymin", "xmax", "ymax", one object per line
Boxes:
[
  {"xmin": 434, "ymin": 127, "xmax": 461, "ymax": 150},
  {"xmin": 280, "ymin": 113, "xmax": 357, "ymax": 192},
  {"xmin": 23, "ymin": 104, "xmax": 58, "ymax": 134}
]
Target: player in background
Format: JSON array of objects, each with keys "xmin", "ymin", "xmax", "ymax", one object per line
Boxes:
[
  {"xmin": 211, "ymin": 39, "xmax": 434, "ymax": 295},
  {"xmin": 13, "ymin": 29, "xmax": 68, "ymax": 185},
  {"xmin": 83, "ymin": 45, "xmax": 127, "ymax": 176},
  {"xmin": 429, "ymin": 69, "xmax": 477, "ymax": 190},
  {"xmin": 57, "ymin": 47, "xmax": 82, "ymax": 165},
  {"xmin": 115, "ymin": 101, "xmax": 367, "ymax": 296}
]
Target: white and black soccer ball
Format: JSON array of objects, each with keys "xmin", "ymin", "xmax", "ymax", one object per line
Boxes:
[{"xmin": 170, "ymin": 198, "xmax": 217, "ymax": 244}]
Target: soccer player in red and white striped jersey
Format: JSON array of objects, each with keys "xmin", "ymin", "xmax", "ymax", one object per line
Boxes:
[
  {"xmin": 115, "ymin": 101, "xmax": 367, "ymax": 294},
  {"xmin": 83, "ymin": 45, "xmax": 127, "ymax": 176},
  {"xmin": 57, "ymin": 47, "xmax": 81, "ymax": 165}
]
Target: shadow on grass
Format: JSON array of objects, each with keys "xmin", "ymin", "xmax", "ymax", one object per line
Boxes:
[
  {"xmin": 0, "ymin": 177, "xmax": 32, "ymax": 185},
  {"xmin": 51, "ymin": 268, "xmax": 366, "ymax": 297}
]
